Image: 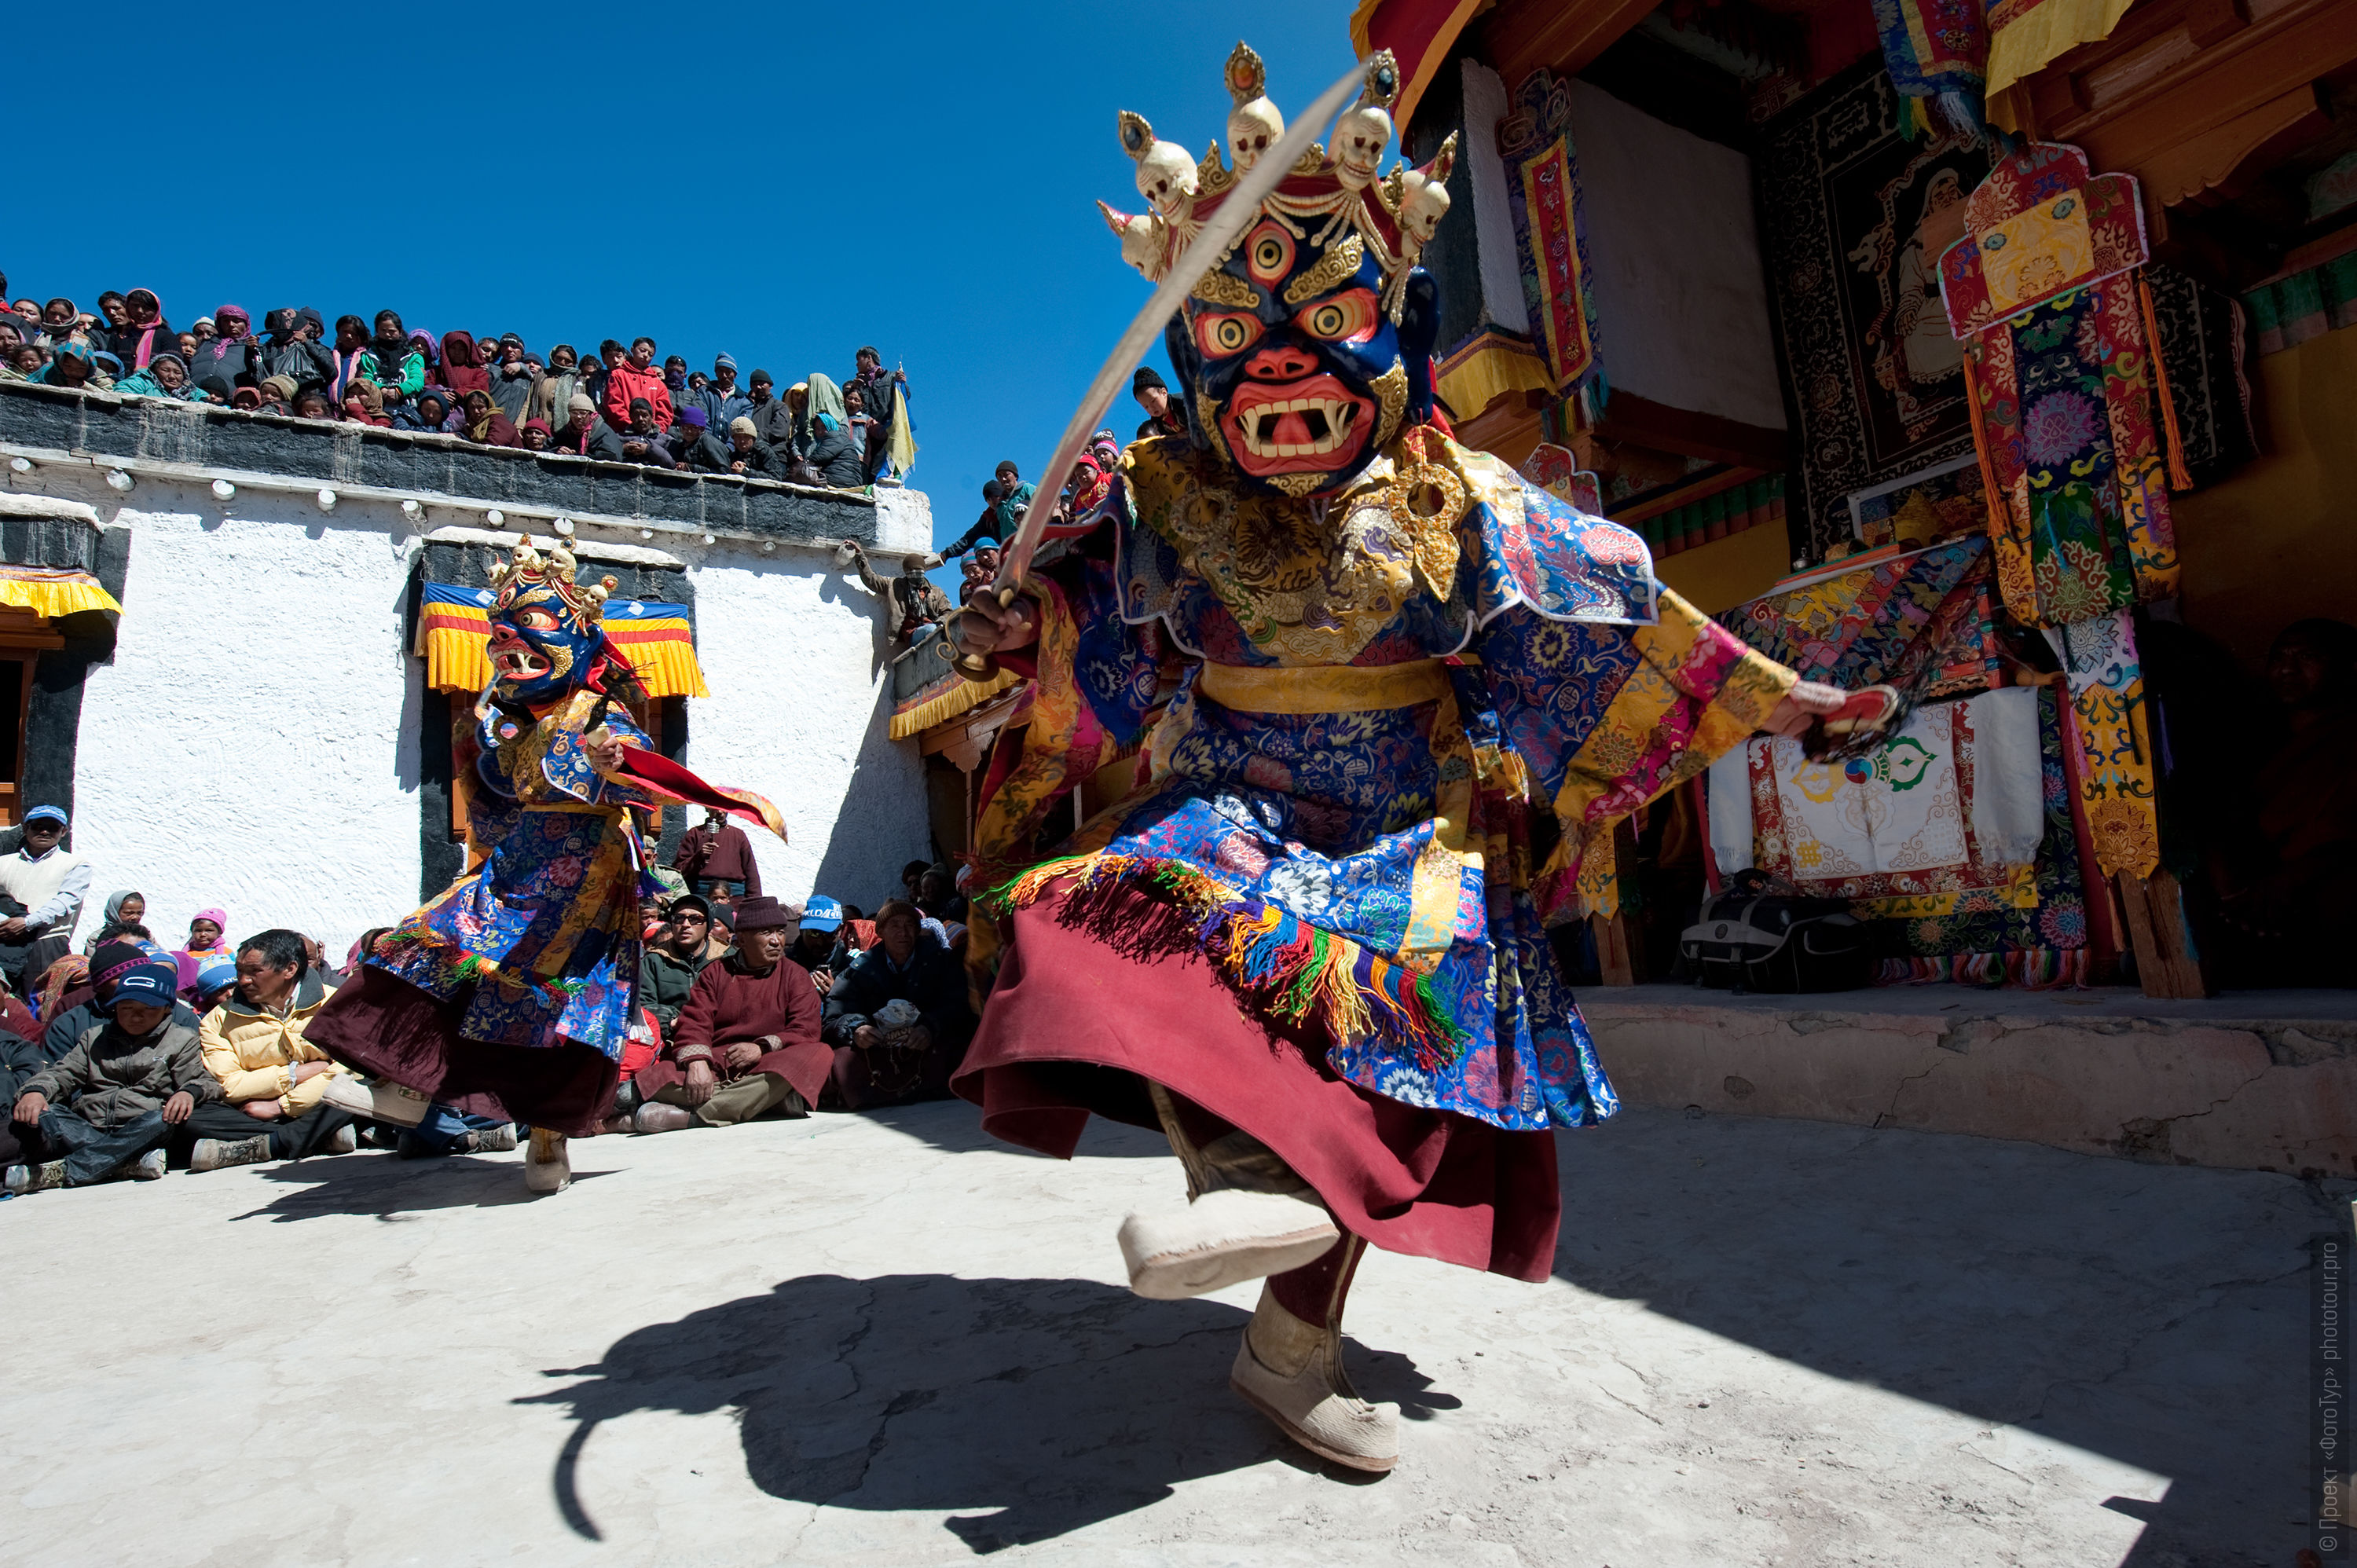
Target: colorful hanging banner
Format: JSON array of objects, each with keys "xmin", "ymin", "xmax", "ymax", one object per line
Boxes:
[
  {"xmin": 1871, "ymin": 0, "xmax": 1989, "ymax": 136},
  {"xmin": 416, "ymin": 582, "xmax": 709, "ymax": 698},
  {"xmin": 1497, "ymin": 69, "xmax": 1602, "ymax": 395}
]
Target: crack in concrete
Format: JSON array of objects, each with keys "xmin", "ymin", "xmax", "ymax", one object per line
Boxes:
[{"xmin": 1872, "ymin": 1058, "xmax": 1946, "ymax": 1130}]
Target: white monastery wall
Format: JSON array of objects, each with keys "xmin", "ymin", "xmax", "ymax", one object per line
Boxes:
[{"xmin": 26, "ymin": 464, "xmax": 927, "ymax": 956}]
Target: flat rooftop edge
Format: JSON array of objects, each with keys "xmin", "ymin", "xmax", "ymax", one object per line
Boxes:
[{"xmin": 0, "ymin": 379, "xmax": 890, "ymax": 544}]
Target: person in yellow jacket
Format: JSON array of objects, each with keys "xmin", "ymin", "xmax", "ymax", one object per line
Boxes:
[{"xmin": 184, "ymin": 929, "xmax": 361, "ymax": 1173}]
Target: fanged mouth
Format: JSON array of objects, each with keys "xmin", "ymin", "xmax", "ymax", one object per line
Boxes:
[
  {"xmin": 492, "ymin": 646, "xmax": 551, "ymax": 680},
  {"xmin": 1223, "ymin": 375, "xmax": 1376, "ymax": 477}
]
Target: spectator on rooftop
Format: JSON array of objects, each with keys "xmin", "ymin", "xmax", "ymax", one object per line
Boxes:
[
  {"xmin": 942, "ymin": 463, "xmax": 1034, "ymax": 559},
  {"xmin": 96, "ymin": 291, "xmax": 128, "ymax": 333},
  {"xmin": 108, "ymin": 289, "xmax": 173, "ymax": 372},
  {"xmin": 176, "ymin": 331, "xmax": 200, "ymax": 364},
  {"xmin": 394, "ymin": 387, "xmax": 456, "ymax": 434},
  {"xmin": 114, "ymin": 351, "xmax": 203, "ymax": 401},
  {"xmin": 9, "ymin": 299, "xmax": 40, "ymax": 327},
  {"xmin": 181, "ymin": 928, "xmax": 358, "ymax": 1174},
  {"xmin": 0, "ymin": 807, "xmax": 89, "ymax": 994},
  {"xmin": 37, "ymin": 298, "xmax": 89, "ymax": 349},
  {"xmin": 327, "ymin": 316, "xmax": 370, "ymax": 399},
  {"xmin": 188, "ymin": 305, "xmax": 258, "ymax": 392},
  {"xmin": 605, "ymin": 336, "xmax": 673, "ymax": 434},
  {"xmin": 526, "ymin": 343, "xmax": 581, "ymax": 430},
  {"xmin": 636, "ymin": 893, "xmax": 712, "ymax": 1042},
  {"xmin": 519, "ymin": 418, "xmax": 553, "ymax": 452},
  {"xmin": 746, "ymin": 370, "xmax": 797, "ymax": 456},
  {"xmin": 669, "ymin": 406, "xmax": 731, "ymax": 472},
  {"xmin": 361, "ymin": 311, "xmax": 425, "ymax": 402},
  {"xmin": 489, "ymin": 339, "xmax": 535, "ymax": 424},
  {"xmin": 1132, "ymin": 363, "xmax": 1187, "ymax": 440},
  {"xmin": 554, "ymin": 393, "xmax": 622, "ymax": 459},
  {"xmin": 662, "ymin": 354, "xmax": 691, "ymax": 407},
  {"xmin": 342, "ymin": 379, "xmax": 393, "ymax": 427},
  {"xmin": 5, "ymin": 959, "xmax": 214, "ymax": 1191},
  {"xmin": 190, "ymin": 315, "xmax": 216, "ymax": 343},
  {"xmin": 259, "ymin": 308, "xmax": 334, "ymax": 394},
  {"xmin": 848, "ymin": 345, "xmax": 907, "ymax": 480},
  {"xmin": 2, "ymin": 343, "xmax": 41, "ymax": 383},
  {"xmin": 438, "ymin": 330, "xmax": 489, "ymax": 397},
  {"xmin": 458, "ymin": 387, "xmax": 520, "ymax": 448},
  {"xmin": 674, "ymin": 806, "xmax": 762, "ymax": 899},
  {"xmin": 631, "ymin": 896, "xmax": 828, "ymax": 1132},
  {"xmin": 618, "ymin": 397, "xmax": 676, "ymax": 467},
  {"xmin": 253, "ymin": 374, "xmax": 300, "ymax": 415},
  {"xmin": 724, "ymin": 418, "xmax": 783, "ymax": 476},
  {"xmin": 708, "ymin": 354, "xmax": 752, "ymax": 430},
  {"xmin": 39, "ymin": 342, "xmax": 109, "ymax": 391},
  {"xmin": 293, "ymin": 388, "xmax": 333, "ymax": 421},
  {"xmin": 820, "ymin": 899, "xmax": 973, "ymax": 1111},
  {"xmin": 805, "ymin": 402, "xmax": 868, "ymax": 489}
]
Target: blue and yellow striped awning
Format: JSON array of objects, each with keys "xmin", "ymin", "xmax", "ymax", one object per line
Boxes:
[{"xmin": 416, "ymin": 582, "xmax": 709, "ymax": 698}]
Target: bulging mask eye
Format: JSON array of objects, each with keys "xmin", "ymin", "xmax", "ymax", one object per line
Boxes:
[
  {"xmin": 1193, "ymin": 311, "xmax": 1266, "ymax": 358},
  {"xmin": 1296, "ymin": 288, "xmax": 1379, "ymax": 344}
]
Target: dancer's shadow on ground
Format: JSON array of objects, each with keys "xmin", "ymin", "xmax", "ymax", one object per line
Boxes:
[
  {"xmin": 522, "ymin": 1272, "xmax": 1456, "ymax": 1553},
  {"xmin": 227, "ymin": 1151, "xmax": 611, "ymax": 1222}
]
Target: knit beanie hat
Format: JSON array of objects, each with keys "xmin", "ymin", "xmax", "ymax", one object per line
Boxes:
[{"xmin": 730, "ymin": 417, "xmax": 757, "ymax": 438}]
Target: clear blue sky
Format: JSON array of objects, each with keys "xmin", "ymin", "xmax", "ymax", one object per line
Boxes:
[{"xmin": 3, "ymin": 3, "xmax": 1357, "ymax": 577}]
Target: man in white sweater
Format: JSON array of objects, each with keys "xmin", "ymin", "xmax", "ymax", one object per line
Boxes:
[{"xmin": 0, "ymin": 806, "xmax": 90, "ymax": 992}]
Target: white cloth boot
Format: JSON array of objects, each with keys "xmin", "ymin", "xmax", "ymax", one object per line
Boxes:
[
  {"xmin": 524, "ymin": 1127, "xmax": 570, "ymax": 1193},
  {"xmin": 1117, "ymin": 1084, "xmax": 1338, "ymax": 1299},
  {"xmin": 1229, "ymin": 1279, "xmax": 1399, "ymax": 1473}
]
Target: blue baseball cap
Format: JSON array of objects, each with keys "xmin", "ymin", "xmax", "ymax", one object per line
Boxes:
[
  {"xmin": 21, "ymin": 805, "xmax": 67, "ymax": 828},
  {"xmin": 108, "ymin": 961, "xmax": 179, "ymax": 1011},
  {"xmin": 799, "ymin": 895, "xmax": 844, "ymax": 933}
]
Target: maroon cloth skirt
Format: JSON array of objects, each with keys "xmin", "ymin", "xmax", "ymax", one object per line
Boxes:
[
  {"xmin": 635, "ymin": 1036, "xmax": 834, "ymax": 1112},
  {"xmin": 951, "ymin": 890, "xmax": 1562, "ymax": 1282},
  {"xmin": 306, "ymin": 965, "xmax": 619, "ymax": 1137}
]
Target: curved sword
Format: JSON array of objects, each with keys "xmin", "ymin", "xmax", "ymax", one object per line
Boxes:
[{"xmin": 947, "ymin": 56, "xmax": 1380, "ymax": 680}]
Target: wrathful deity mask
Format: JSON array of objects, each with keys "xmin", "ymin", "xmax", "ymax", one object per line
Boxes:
[
  {"xmin": 1101, "ymin": 42, "xmax": 1459, "ymax": 499},
  {"xmin": 487, "ymin": 541, "xmax": 617, "ymax": 706}
]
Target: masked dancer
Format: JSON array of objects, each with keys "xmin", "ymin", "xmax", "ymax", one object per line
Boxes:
[
  {"xmin": 948, "ymin": 44, "xmax": 1867, "ymax": 1472},
  {"xmin": 310, "ymin": 540, "xmax": 785, "ymax": 1192}
]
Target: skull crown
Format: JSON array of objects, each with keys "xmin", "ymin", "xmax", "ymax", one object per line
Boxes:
[{"xmin": 1100, "ymin": 43, "xmax": 1457, "ymax": 308}]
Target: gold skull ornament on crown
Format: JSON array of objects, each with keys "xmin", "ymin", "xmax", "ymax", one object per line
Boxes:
[{"xmin": 491, "ymin": 540, "xmax": 617, "ymax": 634}]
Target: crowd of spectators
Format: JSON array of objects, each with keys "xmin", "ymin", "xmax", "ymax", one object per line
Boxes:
[
  {"xmin": 0, "ymin": 270, "xmax": 911, "ymax": 490},
  {"xmin": 0, "ymin": 801, "xmax": 977, "ymax": 1194}
]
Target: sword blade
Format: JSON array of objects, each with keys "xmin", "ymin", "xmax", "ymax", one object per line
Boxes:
[{"xmin": 991, "ymin": 59, "xmax": 1376, "ymax": 593}]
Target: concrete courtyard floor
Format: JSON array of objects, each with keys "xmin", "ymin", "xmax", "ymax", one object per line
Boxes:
[{"xmin": 1, "ymin": 1101, "xmax": 2337, "ymax": 1567}]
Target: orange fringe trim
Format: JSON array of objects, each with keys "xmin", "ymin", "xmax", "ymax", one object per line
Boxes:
[{"xmin": 2135, "ymin": 273, "xmax": 2196, "ymax": 493}]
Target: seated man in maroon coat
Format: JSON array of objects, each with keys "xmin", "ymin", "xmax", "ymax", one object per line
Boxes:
[{"xmin": 629, "ymin": 897, "xmax": 828, "ymax": 1131}]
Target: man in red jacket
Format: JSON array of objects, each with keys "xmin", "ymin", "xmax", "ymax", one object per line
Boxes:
[
  {"xmin": 673, "ymin": 807, "xmax": 762, "ymax": 899},
  {"xmin": 629, "ymin": 897, "xmax": 827, "ymax": 1130},
  {"xmin": 602, "ymin": 335, "xmax": 673, "ymax": 433}
]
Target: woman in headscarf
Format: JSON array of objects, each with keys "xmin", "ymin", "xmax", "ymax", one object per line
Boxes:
[
  {"xmin": 188, "ymin": 304, "xmax": 258, "ymax": 391},
  {"xmin": 804, "ymin": 371, "xmax": 849, "ymax": 438},
  {"xmin": 90, "ymin": 351, "xmax": 126, "ymax": 389},
  {"xmin": 360, "ymin": 311, "xmax": 426, "ymax": 402},
  {"xmin": 525, "ymin": 343, "xmax": 580, "ymax": 430},
  {"xmin": 81, "ymin": 891, "xmax": 149, "ymax": 954},
  {"xmin": 439, "ymin": 330, "xmax": 489, "ymax": 397},
  {"xmin": 458, "ymin": 387, "xmax": 519, "ymax": 447},
  {"xmin": 108, "ymin": 288, "xmax": 172, "ymax": 371},
  {"xmin": 172, "ymin": 908, "xmax": 233, "ymax": 995},
  {"xmin": 38, "ymin": 341, "xmax": 103, "ymax": 390},
  {"xmin": 341, "ymin": 378, "xmax": 394, "ymax": 427},
  {"xmin": 36, "ymin": 298, "xmax": 88, "ymax": 349},
  {"xmin": 113, "ymin": 351, "xmax": 204, "ymax": 401}
]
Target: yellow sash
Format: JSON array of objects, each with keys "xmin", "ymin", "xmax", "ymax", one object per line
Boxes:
[{"xmin": 1193, "ymin": 659, "xmax": 1450, "ymax": 714}]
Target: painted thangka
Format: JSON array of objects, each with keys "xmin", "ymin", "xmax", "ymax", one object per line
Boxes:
[
  {"xmin": 1497, "ymin": 69, "xmax": 1602, "ymax": 395},
  {"xmin": 1760, "ymin": 62, "xmax": 1994, "ymax": 562},
  {"xmin": 1710, "ymin": 684, "xmax": 2089, "ymax": 984},
  {"xmin": 1937, "ymin": 139, "xmax": 2184, "ymax": 881}
]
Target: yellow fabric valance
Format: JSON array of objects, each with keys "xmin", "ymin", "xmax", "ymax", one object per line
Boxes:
[
  {"xmin": 0, "ymin": 565, "xmax": 119, "ymax": 619},
  {"xmin": 416, "ymin": 584, "xmax": 709, "ymax": 699}
]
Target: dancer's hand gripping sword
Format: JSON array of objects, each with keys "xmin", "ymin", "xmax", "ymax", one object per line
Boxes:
[{"xmin": 945, "ymin": 57, "xmax": 1380, "ymax": 681}]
